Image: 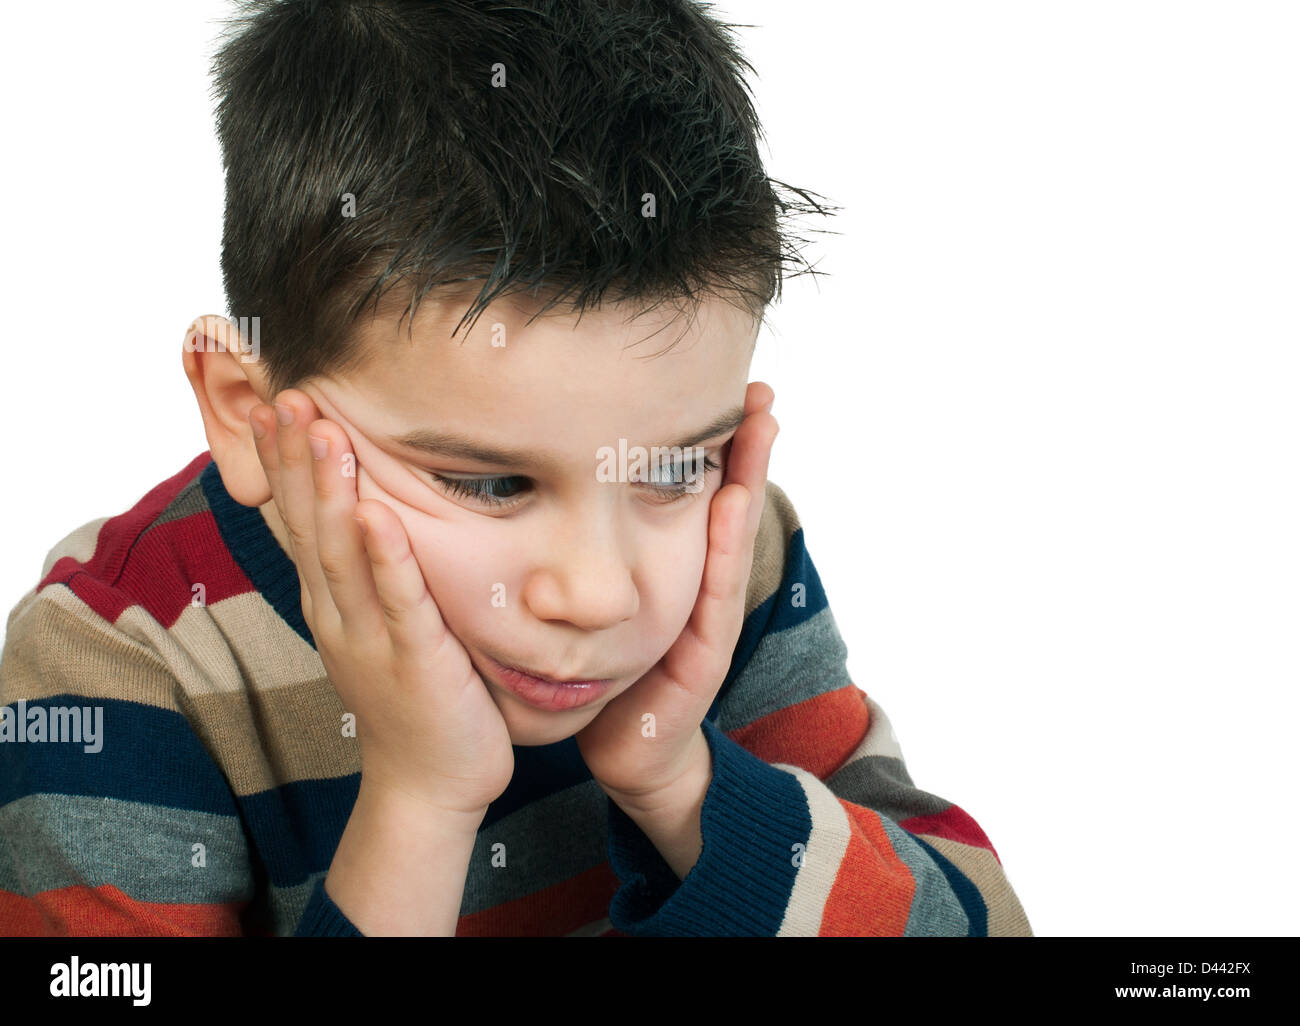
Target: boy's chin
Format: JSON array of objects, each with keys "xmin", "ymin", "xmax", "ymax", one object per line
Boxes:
[{"xmin": 495, "ymin": 695, "xmax": 602, "ymax": 748}]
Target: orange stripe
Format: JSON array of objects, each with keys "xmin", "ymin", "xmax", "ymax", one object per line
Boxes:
[
  {"xmin": 817, "ymin": 802, "xmax": 916, "ymax": 936},
  {"xmin": 729, "ymin": 685, "xmax": 869, "ymax": 777},
  {"xmin": 0, "ymin": 885, "xmax": 246, "ymax": 936}
]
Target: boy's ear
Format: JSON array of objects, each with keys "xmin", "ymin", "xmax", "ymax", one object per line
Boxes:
[{"xmin": 180, "ymin": 314, "xmax": 274, "ymax": 508}]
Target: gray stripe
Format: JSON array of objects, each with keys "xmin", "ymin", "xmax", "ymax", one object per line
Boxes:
[
  {"xmin": 0, "ymin": 793, "xmax": 252, "ymax": 904},
  {"xmin": 248, "ymin": 875, "xmax": 319, "ymax": 936},
  {"xmin": 826, "ymin": 754, "xmax": 951, "ymax": 824},
  {"xmin": 462, "ymin": 780, "xmax": 610, "ymax": 914},
  {"xmin": 874, "ymin": 814, "xmax": 971, "ymax": 937},
  {"xmin": 716, "ymin": 606, "xmax": 852, "ymax": 732},
  {"xmin": 252, "ymin": 782, "xmax": 615, "ymax": 931},
  {"xmin": 149, "ymin": 474, "xmax": 210, "ymax": 531}
]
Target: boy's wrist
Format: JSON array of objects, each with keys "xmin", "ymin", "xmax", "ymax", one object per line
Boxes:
[
  {"xmin": 328, "ymin": 778, "xmax": 485, "ymax": 936},
  {"xmin": 605, "ymin": 734, "xmax": 713, "ymax": 880},
  {"xmin": 356, "ymin": 774, "xmax": 489, "ymax": 834}
]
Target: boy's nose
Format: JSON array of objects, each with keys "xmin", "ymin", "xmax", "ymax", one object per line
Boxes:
[{"xmin": 521, "ymin": 522, "xmax": 639, "ymax": 631}]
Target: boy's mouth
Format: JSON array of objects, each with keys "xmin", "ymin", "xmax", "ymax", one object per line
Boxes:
[
  {"xmin": 478, "ymin": 652, "xmax": 616, "ymax": 712},
  {"xmin": 486, "ymin": 651, "xmax": 611, "ymax": 686}
]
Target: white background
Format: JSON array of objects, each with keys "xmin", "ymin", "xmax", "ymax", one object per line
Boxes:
[{"xmin": 1, "ymin": 1, "xmax": 1296, "ymax": 936}]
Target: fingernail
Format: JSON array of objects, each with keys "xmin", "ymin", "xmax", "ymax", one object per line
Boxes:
[
  {"xmin": 353, "ymin": 517, "xmax": 368, "ymax": 536},
  {"xmin": 308, "ymin": 434, "xmax": 328, "ymax": 460},
  {"xmin": 250, "ymin": 409, "xmax": 267, "ymax": 440},
  {"xmin": 274, "ymin": 402, "xmax": 294, "ymax": 426}
]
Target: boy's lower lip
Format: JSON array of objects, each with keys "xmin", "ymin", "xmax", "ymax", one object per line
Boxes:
[{"xmin": 482, "ymin": 654, "xmax": 615, "ymax": 712}]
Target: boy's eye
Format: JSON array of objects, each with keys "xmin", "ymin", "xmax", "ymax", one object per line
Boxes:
[
  {"xmin": 429, "ymin": 473, "xmax": 531, "ymax": 508},
  {"xmin": 634, "ymin": 452, "xmax": 722, "ymax": 499},
  {"xmin": 428, "ymin": 453, "xmax": 721, "ymax": 510}
]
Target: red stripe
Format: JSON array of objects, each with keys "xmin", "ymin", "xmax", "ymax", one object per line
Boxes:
[
  {"xmin": 37, "ymin": 450, "xmax": 212, "ymax": 596},
  {"xmin": 455, "ymin": 862, "xmax": 620, "ymax": 937},
  {"xmin": 899, "ymin": 804, "xmax": 1001, "ymax": 864},
  {"xmin": 114, "ymin": 509, "xmax": 262, "ymax": 628},
  {"xmin": 0, "ymin": 884, "xmax": 246, "ymax": 936},
  {"xmin": 34, "ymin": 452, "xmax": 266, "ymax": 629}
]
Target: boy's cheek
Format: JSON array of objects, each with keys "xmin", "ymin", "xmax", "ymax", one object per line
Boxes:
[
  {"xmin": 349, "ymin": 459, "xmax": 502, "ymax": 624},
  {"xmin": 353, "ymin": 462, "xmax": 460, "ymax": 585}
]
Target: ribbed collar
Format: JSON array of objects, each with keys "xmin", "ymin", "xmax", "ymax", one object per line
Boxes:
[{"xmin": 199, "ymin": 457, "xmax": 317, "ymax": 650}]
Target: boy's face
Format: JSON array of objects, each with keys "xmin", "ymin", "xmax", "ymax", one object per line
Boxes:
[{"xmin": 257, "ymin": 293, "xmax": 758, "ymax": 747}]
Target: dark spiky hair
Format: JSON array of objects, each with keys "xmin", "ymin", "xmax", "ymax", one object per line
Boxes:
[{"xmin": 210, "ymin": 0, "xmax": 835, "ymax": 396}]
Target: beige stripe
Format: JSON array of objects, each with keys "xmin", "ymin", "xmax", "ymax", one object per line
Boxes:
[
  {"xmin": 174, "ymin": 592, "xmax": 326, "ymax": 695},
  {"xmin": 108, "ymin": 593, "xmax": 323, "ymax": 699},
  {"xmin": 40, "ymin": 516, "xmax": 110, "ymax": 580},
  {"xmin": 22, "ymin": 546, "xmax": 327, "ymax": 704},
  {"xmin": 0, "ymin": 585, "xmax": 361, "ymax": 795},
  {"xmin": 774, "ymin": 763, "xmax": 852, "ymax": 936},
  {"xmin": 2, "ymin": 586, "xmax": 269, "ymax": 707},
  {"xmin": 918, "ymin": 834, "xmax": 1034, "ymax": 937},
  {"xmin": 184, "ymin": 682, "xmax": 358, "ymax": 797},
  {"xmin": 1, "ymin": 585, "xmax": 183, "ymax": 712},
  {"xmin": 744, "ymin": 480, "xmax": 802, "ymax": 619},
  {"xmin": 859, "ymin": 693, "xmax": 905, "ymax": 761},
  {"xmin": 112, "ymin": 601, "xmax": 248, "ymax": 697}
]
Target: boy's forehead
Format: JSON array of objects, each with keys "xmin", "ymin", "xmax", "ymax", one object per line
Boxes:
[
  {"xmin": 321, "ymin": 292, "xmax": 755, "ymax": 461},
  {"xmin": 347, "ymin": 290, "xmax": 757, "ymax": 391}
]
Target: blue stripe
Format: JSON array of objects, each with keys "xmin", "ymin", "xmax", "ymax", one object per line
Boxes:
[
  {"xmin": 236, "ymin": 752, "xmax": 604, "ymax": 889},
  {"xmin": 237, "ymin": 774, "xmax": 360, "ymax": 887},
  {"xmin": 710, "ymin": 526, "xmax": 827, "ymax": 719},
  {"xmin": 0, "ymin": 696, "xmax": 237, "ymax": 816},
  {"xmin": 482, "ymin": 735, "xmax": 593, "ymax": 828}
]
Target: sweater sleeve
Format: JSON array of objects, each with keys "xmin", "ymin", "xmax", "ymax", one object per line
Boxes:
[
  {"xmin": 0, "ymin": 585, "xmax": 360, "ymax": 937},
  {"xmin": 294, "ymin": 878, "xmax": 364, "ymax": 936},
  {"xmin": 604, "ymin": 486, "xmax": 1033, "ymax": 937}
]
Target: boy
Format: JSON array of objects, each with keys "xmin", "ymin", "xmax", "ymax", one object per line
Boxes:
[{"xmin": 0, "ymin": 0, "xmax": 1031, "ymax": 936}]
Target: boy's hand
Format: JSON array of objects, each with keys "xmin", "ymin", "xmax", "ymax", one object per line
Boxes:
[
  {"xmin": 575, "ymin": 382, "xmax": 779, "ymax": 814},
  {"xmin": 248, "ymin": 390, "xmax": 516, "ymax": 819}
]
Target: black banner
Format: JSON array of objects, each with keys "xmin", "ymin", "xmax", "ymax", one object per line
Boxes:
[{"xmin": 0, "ymin": 936, "xmax": 1289, "ymax": 1014}]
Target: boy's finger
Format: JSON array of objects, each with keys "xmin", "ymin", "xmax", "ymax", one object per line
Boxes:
[
  {"xmin": 354, "ymin": 498, "xmax": 452, "ymax": 676},
  {"xmin": 271, "ymin": 389, "xmax": 334, "ymax": 618},
  {"xmin": 691, "ymin": 385, "xmax": 779, "ymax": 666},
  {"xmin": 684, "ymin": 484, "xmax": 753, "ymax": 684},
  {"xmin": 249, "ymin": 403, "xmax": 283, "ymax": 501},
  {"xmin": 744, "ymin": 380, "xmax": 775, "ymax": 415},
  {"xmin": 307, "ymin": 420, "xmax": 386, "ymax": 638},
  {"xmin": 726, "ymin": 404, "xmax": 778, "ymax": 541}
]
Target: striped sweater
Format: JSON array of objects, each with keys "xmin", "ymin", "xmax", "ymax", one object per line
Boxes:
[{"xmin": 0, "ymin": 451, "xmax": 1031, "ymax": 936}]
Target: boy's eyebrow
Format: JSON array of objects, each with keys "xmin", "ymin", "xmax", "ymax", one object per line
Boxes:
[{"xmin": 388, "ymin": 404, "xmax": 747, "ymax": 471}]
